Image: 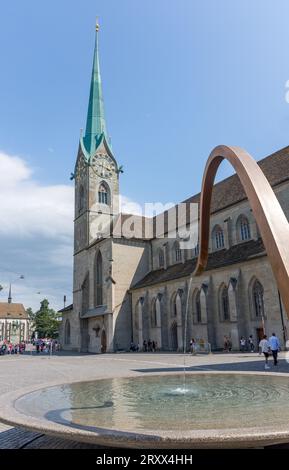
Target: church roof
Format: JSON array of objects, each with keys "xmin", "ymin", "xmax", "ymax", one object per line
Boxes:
[
  {"xmin": 0, "ymin": 302, "xmax": 28, "ymax": 319},
  {"xmin": 131, "ymin": 238, "xmax": 266, "ymax": 290}
]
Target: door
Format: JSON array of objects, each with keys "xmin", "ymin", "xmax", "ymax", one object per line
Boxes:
[
  {"xmin": 170, "ymin": 321, "xmax": 178, "ymax": 351},
  {"xmin": 256, "ymin": 327, "xmax": 264, "ymax": 343}
]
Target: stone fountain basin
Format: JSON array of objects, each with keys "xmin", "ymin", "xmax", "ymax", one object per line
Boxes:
[{"xmin": 1, "ymin": 371, "xmax": 289, "ymax": 448}]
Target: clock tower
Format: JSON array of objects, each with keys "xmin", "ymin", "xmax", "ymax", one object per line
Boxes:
[{"xmin": 74, "ymin": 21, "xmax": 120, "ymax": 253}]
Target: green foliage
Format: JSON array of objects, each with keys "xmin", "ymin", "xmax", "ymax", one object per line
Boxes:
[{"xmin": 32, "ymin": 299, "xmax": 61, "ymax": 339}]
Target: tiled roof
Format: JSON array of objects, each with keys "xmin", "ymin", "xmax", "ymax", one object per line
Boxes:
[
  {"xmin": 0, "ymin": 303, "xmax": 28, "ymax": 319},
  {"xmin": 131, "ymin": 238, "xmax": 266, "ymax": 290},
  {"xmin": 58, "ymin": 304, "xmax": 73, "ymax": 313}
]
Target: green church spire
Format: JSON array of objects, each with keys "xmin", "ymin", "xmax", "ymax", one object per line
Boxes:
[{"xmin": 83, "ymin": 20, "xmax": 108, "ymax": 156}]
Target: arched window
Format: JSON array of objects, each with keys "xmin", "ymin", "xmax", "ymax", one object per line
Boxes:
[
  {"xmin": 98, "ymin": 183, "xmax": 110, "ymax": 205},
  {"xmin": 237, "ymin": 215, "xmax": 251, "ymax": 241},
  {"xmin": 220, "ymin": 285, "xmax": 230, "ymax": 321},
  {"xmin": 171, "ymin": 293, "xmax": 178, "ymax": 318},
  {"xmin": 253, "ymin": 279, "xmax": 264, "ymax": 318},
  {"xmin": 79, "ymin": 185, "xmax": 84, "ymax": 212},
  {"xmin": 194, "ymin": 290, "xmax": 201, "ymax": 323},
  {"xmin": 158, "ymin": 249, "xmax": 164, "ymax": 268},
  {"xmin": 81, "ymin": 273, "xmax": 90, "ymax": 314},
  {"xmin": 95, "ymin": 251, "xmax": 103, "ymax": 306},
  {"xmin": 174, "ymin": 241, "xmax": 182, "ymax": 263},
  {"xmin": 151, "ymin": 299, "xmax": 157, "ymax": 327},
  {"xmin": 212, "ymin": 225, "xmax": 225, "ymax": 250},
  {"xmin": 65, "ymin": 320, "xmax": 71, "ymax": 345}
]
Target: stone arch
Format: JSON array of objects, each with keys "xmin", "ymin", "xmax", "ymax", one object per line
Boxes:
[
  {"xmin": 248, "ymin": 276, "xmax": 265, "ymax": 321},
  {"xmin": 218, "ymin": 283, "xmax": 230, "ymax": 321},
  {"xmin": 194, "ymin": 144, "xmax": 289, "ymax": 317},
  {"xmin": 192, "ymin": 288, "xmax": 202, "ymax": 324},
  {"xmin": 170, "ymin": 321, "xmax": 178, "ymax": 351}
]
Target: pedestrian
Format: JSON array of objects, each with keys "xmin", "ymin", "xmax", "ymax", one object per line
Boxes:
[
  {"xmin": 248, "ymin": 335, "xmax": 254, "ymax": 352},
  {"xmin": 259, "ymin": 334, "xmax": 271, "ymax": 369},
  {"xmin": 223, "ymin": 336, "xmax": 228, "ymax": 352},
  {"xmin": 143, "ymin": 340, "xmax": 147, "ymax": 352},
  {"xmin": 190, "ymin": 338, "xmax": 196, "ymax": 355},
  {"xmin": 227, "ymin": 337, "xmax": 232, "ymax": 352},
  {"xmin": 240, "ymin": 336, "xmax": 246, "ymax": 352},
  {"xmin": 152, "ymin": 340, "xmax": 156, "ymax": 352},
  {"xmin": 269, "ymin": 332, "xmax": 280, "ymax": 366}
]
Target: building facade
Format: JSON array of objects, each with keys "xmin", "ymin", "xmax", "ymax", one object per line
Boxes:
[
  {"xmin": 0, "ymin": 289, "xmax": 29, "ymax": 344},
  {"xmin": 60, "ymin": 25, "xmax": 289, "ymax": 353}
]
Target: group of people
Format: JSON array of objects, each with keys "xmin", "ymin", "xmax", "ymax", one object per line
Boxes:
[
  {"xmin": 239, "ymin": 335, "xmax": 255, "ymax": 352},
  {"xmin": 0, "ymin": 340, "xmax": 26, "ymax": 355},
  {"xmin": 34, "ymin": 338, "xmax": 60, "ymax": 353}
]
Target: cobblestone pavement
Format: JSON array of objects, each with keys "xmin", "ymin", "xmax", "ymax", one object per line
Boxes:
[{"xmin": 0, "ymin": 351, "xmax": 289, "ymax": 448}]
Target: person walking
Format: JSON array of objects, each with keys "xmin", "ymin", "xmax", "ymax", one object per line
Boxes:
[
  {"xmin": 259, "ymin": 335, "xmax": 271, "ymax": 369},
  {"xmin": 248, "ymin": 335, "xmax": 255, "ymax": 352},
  {"xmin": 269, "ymin": 332, "xmax": 280, "ymax": 366},
  {"xmin": 240, "ymin": 336, "xmax": 246, "ymax": 352}
]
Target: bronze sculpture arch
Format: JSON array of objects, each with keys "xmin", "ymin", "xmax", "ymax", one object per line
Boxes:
[{"xmin": 194, "ymin": 145, "xmax": 289, "ymax": 318}]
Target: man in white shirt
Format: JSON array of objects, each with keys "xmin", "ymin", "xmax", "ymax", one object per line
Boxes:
[
  {"xmin": 259, "ymin": 335, "xmax": 271, "ymax": 369},
  {"xmin": 269, "ymin": 333, "xmax": 280, "ymax": 366}
]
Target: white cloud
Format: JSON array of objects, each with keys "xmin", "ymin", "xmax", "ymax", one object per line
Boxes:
[{"xmin": 0, "ymin": 151, "xmax": 74, "ymax": 238}]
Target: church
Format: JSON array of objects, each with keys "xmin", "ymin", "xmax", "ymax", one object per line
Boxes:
[{"xmin": 59, "ymin": 24, "xmax": 289, "ymax": 353}]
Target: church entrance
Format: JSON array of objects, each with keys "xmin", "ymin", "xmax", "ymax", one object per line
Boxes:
[
  {"xmin": 170, "ymin": 321, "xmax": 178, "ymax": 351},
  {"xmin": 101, "ymin": 329, "xmax": 107, "ymax": 353}
]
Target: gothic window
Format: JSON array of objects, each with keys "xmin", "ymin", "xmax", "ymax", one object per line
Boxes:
[
  {"xmin": 212, "ymin": 225, "xmax": 225, "ymax": 250},
  {"xmin": 158, "ymin": 249, "xmax": 164, "ymax": 268},
  {"xmin": 172, "ymin": 294, "xmax": 178, "ymax": 318},
  {"xmin": 220, "ymin": 285, "xmax": 230, "ymax": 321},
  {"xmin": 98, "ymin": 182, "xmax": 110, "ymax": 205},
  {"xmin": 79, "ymin": 185, "xmax": 84, "ymax": 212},
  {"xmin": 95, "ymin": 251, "xmax": 103, "ymax": 306},
  {"xmin": 194, "ymin": 242, "xmax": 199, "ymax": 258},
  {"xmin": 253, "ymin": 279, "xmax": 264, "ymax": 318},
  {"xmin": 81, "ymin": 273, "xmax": 90, "ymax": 314},
  {"xmin": 237, "ymin": 215, "xmax": 251, "ymax": 241},
  {"xmin": 65, "ymin": 320, "xmax": 71, "ymax": 345},
  {"xmin": 151, "ymin": 299, "xmax": 157, "ymax": 327},
  {"xmin": 174, "ymin": 241, "xmax": 182, "ymax": 263},
  {"xmin": 195, "ymin": 290, "xmax": 202, "ymax": 323}
]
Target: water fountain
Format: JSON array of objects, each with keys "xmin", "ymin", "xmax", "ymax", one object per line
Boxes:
[{"xmin": 1, "ymin": 145, "xmax": 289, "ymax": 448}]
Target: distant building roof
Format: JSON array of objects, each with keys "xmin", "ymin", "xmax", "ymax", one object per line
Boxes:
[
  {"xmin": 0, "ymin": 302, "xmax": 28, "ymax": 319},
  {"xmin": 58, "ymin": 304, "xmax": 73, "ymax": 313}
]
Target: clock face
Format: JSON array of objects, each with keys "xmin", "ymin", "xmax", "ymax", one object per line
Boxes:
[{"xmin": 91, "ymin": 154, "xmax": 116, "ymax": 179}]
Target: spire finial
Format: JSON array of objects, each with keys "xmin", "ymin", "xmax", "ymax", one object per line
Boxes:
[{"xmin": 96, "ymin": 17, "xmax": 100, "ymax": 32}]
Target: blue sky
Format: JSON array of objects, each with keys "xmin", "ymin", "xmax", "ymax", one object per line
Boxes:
[{"xmin": 1, "ymin": 0, "xmax": 289, "ymax": 310}]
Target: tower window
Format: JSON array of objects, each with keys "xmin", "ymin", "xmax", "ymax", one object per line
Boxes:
[{"xmin": 98, "ymin": 183, "xmax": 109, "ymax": 205}]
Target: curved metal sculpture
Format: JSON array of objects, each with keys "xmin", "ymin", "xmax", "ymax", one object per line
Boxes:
[{"xmin": 194, "ymin": 145, "xmax": 289, "ymax": 318}]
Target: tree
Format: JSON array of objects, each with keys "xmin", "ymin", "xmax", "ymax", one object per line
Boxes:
[{"xmin": 33, "ymin": 299, "xmax": 61, "ymax": 339}]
